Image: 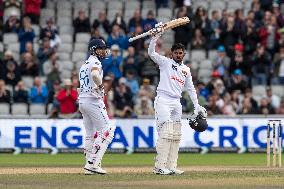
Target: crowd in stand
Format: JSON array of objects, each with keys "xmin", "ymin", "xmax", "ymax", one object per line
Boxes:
[{"xmin": 0, "ymin": 0, "xmax": 284, "ymax": 118}]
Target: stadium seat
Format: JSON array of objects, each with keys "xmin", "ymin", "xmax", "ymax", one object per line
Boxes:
[
  {"xmin": 108, "ymin": 1, "xmax": 123, "ymax": 10},
  {"xmin": 7, "ymin": 43, "xmax": 20, "ymax": 53},
  {"xmin": 61, "ymin": 61, "xmax": 74, "ymax": 71},
  {"xmin": 74, "ymin": 1, "xmax": 88, "ymax": 10},
  {"xmin": 227, "ymin": 0, "xmax": 243, "ymax": 10},
  {"xmin": 57, "ymin": 9, "xmax": 72, "ymax": 17},
  {"xmin": 208, "ymin": 50, "xmax": 218, "ymax": 60},
  {"xmin": 40, "ymin": 76, "xmax": 47, "ymax": 84},
  {"xmin": 41, "ymin": 9, "xmax": 55, "ymax": 19},
  {"xmin": 3, "ymin": 33, "xmax": 18, "ymax": 45},
  {"xmin": 60, "ymin": 34, "xmax": 73, "ymax": 44},
  {"xmin": 252, "ymin": 85, "xmax": 266, "ymax": 97},
  {"xmin": 157, "ymin": 8, "xmax": 172, "ymax": 18},
  {"xmin": 58, "ymin": 53, "xmax": 71, "ymax": 61},
  {"xmin": 0, "ymin": 42, "xmax": 3, "ymax": 52},
  {"xmin": 58, "ymin": 44, "xmax": 73, "ymax": 53},
  {"xmin": 60, "ymin": 25, "xmax": 74, "ymax": 34},
  {"xmin": 75, "ymin": 33, "xmax": 91, "ymax": 43},
  {"xmin": 32, "ymin": 25, "xmax": 40, "ymax": 37},
  {"xmin": 46, "ymin": 0, "xmax": 56, "ymax": 9},
  {"xmin": 61, "ymin": 70, "xmax": 72, "ymax": 79},
  {"xmin": 191, "ymin": 50, "xmax": 206, "ymax": 62},
  {"xmin": 193, "ymin": 1, "xmax": 209, "ymax": 10},
  {"xmin": 75, "ymin": 61, "xmax": 85, "ymax": 71},
  {"xmin": 90, "ymin": 1, "xmax": 106, "ymax": 10},
  {"xmin": 209, "ymin": 0, "xmax": 226, "ymax": 10},
  {"xmin": 0, "ymin": 103, "xmax": 10, "ymax": 114},
  {"xmin": 244, "ymin": 0, "xmax": 253, "ymax": 9},
  {"xmin": 200, "ymin": 59, "xmax": 213, "ymax": 69},
  {"xmin": 142, "ymin": 8, "xmax": 155, "ymax": 17},
  {"xmin": 11, "ymin": 103, "xmax": 28, "ymax": 115},
  {"xmin": 124, "ymin": 0, "xmax": 140, "ymax": 11},
  {"xmin": 30, "ymin": 104, "xmax": 46, "ymax": 115},
  {"xmin": 74, "ymin": 43, "xmax": 88, "ymax": 52},
  {"xmin": 107, "ymin": 10, "xmax": 119, "ymax": 21},
  {"xmin": 271, "ymin": 85, "xmax": 284, "ymax": 97},
  {"xmin": 47, "ymin": 103, "xmax": 53, "ymax": 114},
  {"xmin": 142, "ymin": 0, "xmax": 155, "ymax": 9},
  {"xmin": 72, "ymin": 52, "xmax": 87, "ymax": 62},
  {"xmin": 57, "ymin": 17, "xmax": 72, "ymax": 26},
  {"xmin": 190, "ymin": 61, "xmax": 199, "ymax": 70},
  {"xmin": 57, "ymin": 0, "xmax": 72, "ymax": 10},
  {"xmin": 198, "ymin": 69, "xmax": 212, "ymax": 78},
  {"xmin": 22, "ymin": 76, "xmax": 34, "ymax": 89},
  {"xmin": 34, "ymin": 43, "xmax": 39, "ymax": 53}
]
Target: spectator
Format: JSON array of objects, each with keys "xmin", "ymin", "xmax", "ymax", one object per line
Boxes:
[
  {"xmin": 143, "ymin": 10, "xmax": 157, "ymax": 32},
  {"xmin": 173, "ymin": 7, "xmax": 192, "ymax": 48},
  {"xmin": 56, "ymin": 79, "xmax": 78, "ymax": 115},
  {"xmin": 107, "ymin": 24, "xmax": 128, "ymax": 50},
  {"xmin": 18, "ymin": 16, "xmax": 35, "ymax": 54},
  {"xmin": 30, "ymin": 77, "xmax": 48, "ymax": 104},
  {"xmin": 102, "ymin": 44, "xmax": 123, "ymax": 79},
  {"xmin": 13, "ymin": 80, "xmax": 28, "ymax": 103},
  {"xmin": 92, "ymin": 11, "xmax": 111, "ymax": 35},
  {"xmin": 237, "ymin": 97, "xmax": 258, "ymax": 114},
  {"xmin": 138, "ymin": 78, "xmax": 155, "ymax": 101},
  {"xmin": 128, "ymin": 9, "xmax": 144, "ymax": 34},
  {"xmin": 243, "ymin": 18, "xmax": 259, "ymax": 56},
  {"xmin": 264, "ymin": 87, "xmax": 281, "ymax": 109},
  {"xmin": 0, "ymin": 79, "xmax": 11, "ymax": 103},
  {"xmin": 44, "ymin": 53, "xmax": 61, "ymax": 89},
  {"xmin": 251, "ymin": 44, "xmax": 271, "ymax": 85},
  {"xmin": 125, "ymin": 70, "xmax": 139, "ymax": 96},
  {"xmin": 40, "ymin": 18, "xmax": 60, "ymax": 48},
  {"xmin": 243, "ymin": 88, "xmax": 258, "ymax": 108},
  {"xmin": 37, "ymin": 38, "xmax": 53, "ymax": 74},
  {"xmin": 47, "ymin": 80, "xmax": 61, "ymax": 118},
  {"xmin": 134, "ymin": 96, "xmax": 154, "ymax": 116},
  {"xmin": 204, "ymin": 95, "xmax": 222, "ymax": 116},
  {"xmin": 272, "ymin": 45, "xmax": 284, "ymax": 84},
  {"xmin": 234, "ymin": 9, "xmax": 246, "ymax": 37},
  {"xmin": 4, "ymin": 60, "xmax": 21, "ymax": 87},
  {"xmin": 4, "ymin": 0, "xmax": 21, "ymax": 19},
  {"xmin": 272, "ymin": 2, "xmax": 284, "ymax": 27},
  {"xmin": 122, "ymin": 46, "xmax": 138, "ymax": 76},
  {"xmin": 209, "ymin": 10, "xmax": 221, "ymax": 49},
  {"xmin": 24, "ymin": 0, "xmax": 41, "ymax": 24},
  {"xmin": 73, "ymin": 10, "xmax": 91, "ymax": 35},
  {"xmin": 259, "ymin": 97, "xmax": 275, "ymax": 114},
  {"xmin": 276, "ymin": 98, "xmax": 284, "ymax": 114},
  {"xmin": 212, "ymin": 45, "xmax": 230, "ymax": 78},
  {"xmin": 113, "ymin": 77, "xmax": 134, "ymax": 118},
  {"xmin": 20, "ymin": 52, "xmax": 39, "ymax": 77},
  {"xmin": 111, "ymin": 12, "xmax": 127, "ymax": 33},
  {"xmin": 193, "ymin": 6, "xmax": 211, "ymax": 37},
  {"xmin": 221, "ymin": 92, "xmax": 237, "ymax": 116},
  {"xmin": 90, "ymin": 29, "xmax": 105, "ymax": 41},
  {"xmin": 103, "ymin": 76, "xmax": 114, "ymax": 118},
  {"xmin": 3, "ymin": 13, "xmax": 20, "ymax": 33},
  {"xmin": 1, "ymin": 50, "xmax": 18, "ymax": 80},
  {"xmin": 22, "ymin": 42, "xmax": 37, "ymax": 62},
  {"xmin": 191, "ymin": 28, "xmax": 206, "ymax": 49},
  {"xmin": 155, "ymin": 0, "xmax": 168, "ymax": 9},
  {"xmin": 226, "ymin": 69, "xmax": 248, "ymax": 93},
  {"xmin": 130, "ymin": 25, "xmax": 145, "ymax": 52}
]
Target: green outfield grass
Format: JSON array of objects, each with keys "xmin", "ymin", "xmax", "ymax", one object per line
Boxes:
[{"xmin": 0, "ymin": 153, "xmax": 284, "ymax": 189}]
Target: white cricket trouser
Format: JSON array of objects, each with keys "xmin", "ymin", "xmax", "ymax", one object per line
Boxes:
[
  {"xmin": 79, "ymin": 98, "xmax": 110, "ymax": 163},
  {"xmin": 154, "ymin": 95, "xmax": 182, "ymax": 127}
]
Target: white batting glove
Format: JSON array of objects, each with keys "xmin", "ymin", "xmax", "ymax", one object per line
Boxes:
[
  {"xmin": 194, "ymin": 105, "xmax": 207, "ymax": 118},
  {"xmin": 151, "ymin": 22, "xmax": 164, "ymax": 38}
]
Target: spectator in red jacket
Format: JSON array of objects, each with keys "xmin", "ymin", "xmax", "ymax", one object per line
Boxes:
[
  {"xmin": 56, "ymin": 79, "xmax": 78, "ymax": 115},
  {"xmin": 24, "ymin": 0, "xmax": 41, "ymax": 24}
]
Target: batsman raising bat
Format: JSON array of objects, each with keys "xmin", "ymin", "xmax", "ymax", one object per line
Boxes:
[{"xmin": 148, "ymin": 23, "xmax": 207, "ymax": 175}]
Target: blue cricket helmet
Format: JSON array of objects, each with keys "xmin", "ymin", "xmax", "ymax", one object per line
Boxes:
[{"xmin": 88, "ymin": 39, "xmax": 107, "ymax": 55}]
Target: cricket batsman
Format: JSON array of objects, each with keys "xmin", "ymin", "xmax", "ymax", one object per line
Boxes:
[
  {"xmin": 78, "ymin": 39, "xmax": 115, "ymax": 175},
  {"xmin": 148, "ymin": 23, "xmax": 207, "ymax": 175}
]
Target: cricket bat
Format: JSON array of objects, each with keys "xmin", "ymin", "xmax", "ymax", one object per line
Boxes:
[{"xmin": 128, "ymin": 17, "xmax": 190, "ymax": 42}]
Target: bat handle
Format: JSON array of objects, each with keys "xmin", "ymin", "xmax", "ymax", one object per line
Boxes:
[{"xmin": 129, "ymin": 31, "xmax": 151, "ymax": 42}]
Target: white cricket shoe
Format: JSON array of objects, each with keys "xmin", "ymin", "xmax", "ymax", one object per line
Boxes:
[
  {"xmin": 170, "ymin": 169, "xmax": 184, "ymax": 175},
  {"xmin": 84, "ymin": 162, "xmax": 107, "ymax": 175},
  {"xmin": 153, "ymin": 167, "xmax": 173, "ymax": 175}
]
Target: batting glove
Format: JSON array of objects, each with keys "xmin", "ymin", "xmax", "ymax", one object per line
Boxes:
[
  {"xmin": 151, "ymin": 22, "xmax": 164, "ymax": 38},
  {"xmin": 194, "ymin": 105, "xmax": 207, "ymax": 118}
]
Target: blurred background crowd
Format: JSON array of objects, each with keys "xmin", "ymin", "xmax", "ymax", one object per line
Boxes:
[{"xmin": 0, "ymin": 0, "xmax": 284, "ymax": 118}]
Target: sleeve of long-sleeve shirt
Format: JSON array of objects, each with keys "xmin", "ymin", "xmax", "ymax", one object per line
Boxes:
[
  {"xmin": 185, "ymin": 69, "xmax": 199, "ymax": 109},
  {"xmin": 148, "ymin": 37, "xmax": 167, "ymax": 69}
]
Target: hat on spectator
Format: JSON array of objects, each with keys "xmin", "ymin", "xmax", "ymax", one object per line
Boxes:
[
  {"xmin": 4, "ymin": 50, "xmax": 13, "ymax": 56},
  {"xmin": 111, "ymin": 44, "xmax": 120, "ymax": 51},
  {"xmin": 147, "ymin": 10, "xmax": 154, "ymax": 16},
  {"xmin": 104, "ymin": 76, "xmax": 112, "ymax": 81},
  {"xmin": 184, "ymin": 0, "xmax": 192, "ymax": 6},
  {"xmin": 234, "ymin": 44, "xmax": 244, "ymax": 52},
  {"xmin": 217, "ymin": 45, "xmax": 225, "ymax": 52},
  {"xmin": 211, "ymin": 70, "xmax": 221, "ymax": 78},
  {"xmin": 64, "ymin": 79, "xmax": 72, "ymax": 86},
  {"xmin": 143, "ymin": 78, "xmax": 150, "ymax": 84},
  {"xmin": 233, "ymin": 69, "xmax": 242, "ymax": 75},
  {"xmin": 119, "ymin": 77, "xmax": 127, "ymax": 85}
]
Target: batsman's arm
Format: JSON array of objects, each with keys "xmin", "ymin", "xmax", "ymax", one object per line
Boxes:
[
  {"xmin": 184, "ymin": 70, "xmax": 199, "ymax": 109},
  {"xmin": 148, "ymin": 37, "xmax": 167, "ymax": 68}
]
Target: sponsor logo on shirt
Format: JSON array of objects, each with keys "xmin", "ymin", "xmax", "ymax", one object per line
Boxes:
[
  {"xmin": 170, "ymin": 75, "xmax": 185, "ymax": 85},
  {"xmin": 182, "ymin": 69, "xmax": 188, "ymax": 77},
  {"xmin": 172, "ymin": 64, "xmax": 177, "ymax": 71}
]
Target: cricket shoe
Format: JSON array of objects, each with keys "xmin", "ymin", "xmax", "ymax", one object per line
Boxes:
[
  {"xmin": 153, "ymin": 167, "xmax": 173, "ymax": 175},
  {"xmin": 170, "ymin": 169, "xmax": 184, "ymax": 175},
  {"xmin": 84, "ymin": 161, "xmax": 107, "ymax": 175}
]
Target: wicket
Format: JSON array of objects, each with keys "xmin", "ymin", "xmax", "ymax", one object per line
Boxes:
[{"xmin": 267, "ymin": 120, "xmax": 282, "ymax": 167}]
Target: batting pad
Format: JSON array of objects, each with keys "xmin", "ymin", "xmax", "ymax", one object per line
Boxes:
[{"xmin": 166, "ymin": 122, "xmax": 182, "ymax": 170}]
